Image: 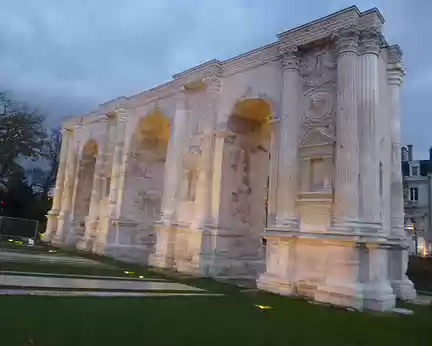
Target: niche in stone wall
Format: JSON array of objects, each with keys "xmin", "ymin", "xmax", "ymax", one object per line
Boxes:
[
  {"xmin": 298, "ymin": 129, "xmax": 333, "ymax": 199},
  {"xmin": 298, "ymin": 128, "xmax": 334, "ymax": 232}
]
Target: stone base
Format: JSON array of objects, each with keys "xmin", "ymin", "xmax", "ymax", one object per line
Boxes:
[
  {"xmin": 392, "ymin": 279, "xmax": 417, "ymax": 301},
  {"xmin": 102, "ymin": 244, "xmax": 153, "ymax": 265},
  {"xmin": 207, "ymin": 256, "xmax": 264, "ymax": 279},
  {"xmin": 64, "ymin": 225, "xmax": 85, "ymax": 247},
  {"xmin": 256, "ymin": 273, "xmax": 295, "ymax": 296},
  {"xmin": 315, "ymin": 283, "xmax": 365, "ymax": 310},
  {"xmin": 315, "ymin": 283, "xmax": 396, "ymax": 311},
  {"xmin": 51, "ymin": 234, "xmax": 64, "ymax": 245},
  {"xmin": 148, "ymin": 252, "xmax": 174, "ymax": 269}
]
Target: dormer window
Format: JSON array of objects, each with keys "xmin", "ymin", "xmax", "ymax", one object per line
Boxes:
[{"xmin": 410, "ymin": 163, "xmax": 420, "ymax": 177}]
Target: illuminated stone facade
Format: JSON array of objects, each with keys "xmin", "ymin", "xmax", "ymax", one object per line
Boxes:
[{"xmin": 44, "ymin": 6, "xmax": 415, "ymax": 311}]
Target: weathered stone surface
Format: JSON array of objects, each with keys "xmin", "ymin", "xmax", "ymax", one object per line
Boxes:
[{"xmin": 44, "ymin": 6, "xmax": 415, "ymax": 311}]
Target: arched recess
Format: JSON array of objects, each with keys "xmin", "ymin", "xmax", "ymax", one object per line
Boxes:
[
  {"xmin": 219, "ymin": 98, "xmax": 272, "ymax": 262},
  {"xmin": 122, "ymin": 110, "xmax": 170, "ymax": 241},
  {"xmin": 74, "ymin": 140, "xmax": 98, "ymax": 228}
]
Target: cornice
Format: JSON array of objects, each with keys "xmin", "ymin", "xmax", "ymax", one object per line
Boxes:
[
  {"xmin": 68, "ymin": 6, "xmax": 394, "ymax": 126},
  {"xmin": 125, "ymin": 80, "xmax": 178, "ymax": 108},
  {"xmin": 172, "ymin": 59, "xmax": 222, "ymax": 84}
]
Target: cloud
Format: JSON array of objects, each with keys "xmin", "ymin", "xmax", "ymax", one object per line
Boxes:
[{"xmin": 0, "ymin": 0, "xmax": 430, "ymax": 157}]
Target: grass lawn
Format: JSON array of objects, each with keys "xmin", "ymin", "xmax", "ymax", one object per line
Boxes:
[
  {"xmin": 1, "ymin": 243, "xmax": 431, "ymax": 345},
  {"xmin": 0, "ymin": 294, "xmax": 430, "ymax": 346}
]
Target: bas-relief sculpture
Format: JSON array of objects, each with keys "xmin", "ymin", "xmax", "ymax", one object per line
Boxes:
[{"xmin": 44, "ymin": 6, "xmax": 416, "ymax": 311}]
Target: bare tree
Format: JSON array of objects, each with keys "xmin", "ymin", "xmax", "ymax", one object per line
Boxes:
[
  {"xmin": 0, "ymin": 92, "xmax": 46, "ymax": 187},
  {"xmin": 32, "ymin": 128, "xmax": 61, "ymax": 198}
]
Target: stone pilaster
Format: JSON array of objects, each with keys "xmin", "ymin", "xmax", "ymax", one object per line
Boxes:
[
  {"xmin": 195, "ymin": 78, "xmax": 220, "ymax": 229},
  {"xmin": 330, "ymin": 26, "xmax": 360, "ymax": 231},
  {"xmin": 78, "ymin": 115, "xmax": 110, "ymax": 250},
  {"xmin": 53, "ymin": 125, "xmax": 81, "ymax": 244},
  {"xmin": 44, "ymin": 128, "xmax": 71, "ymax": 242},
  {"xmin": 150, "ymin": 87, "xmax": 188, "ymax": 268},
  {"xmin": 357, "ymin": 27, "xmax": 382, "ymax": 232},
  {"xmin": 387, "ymin": 45, "xmax": 416, "ymax": 300},
  {"xmin": 266, "ymin": 119, "xmax": 280, "ymax": 227},
  {"xmin": 161, "ymin": 87, "xmax": 188, "ymax": 224},
  {"xmin": 274, "ymin": 46, "xmax": 301, "ymax": 230},
  {"xmin": 108, "ymin": 108, "xmax": 129, "ymax": 218}
]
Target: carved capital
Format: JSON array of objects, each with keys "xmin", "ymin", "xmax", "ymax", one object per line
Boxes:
[
  {"xmin": 278, "ymin": 45, "xmax": 299, "ymax": 72},
  {"xmin": 97, "ymin": 113, "xmax": 109, "ymax": 123},
  {"xmin": 387, "ymin": 45, "xmax": 403, "ymax": 64},
  {"xmin": 358, "ymin": 27, "xmax": 381, "ymax": 55},
  {"xmin": 60, "ymin": 128, "xmax": 72, "ymax": 136},
  {"xmin": 332, "ymin": 25, "xmax": 359, "ymax": 56},
  {"xmin": 114, "ymin": 107, "xmax": 130, "ymax": 122},
  {"xmin": 387, "ymin": 62, "xmax": 405, "ymax": 86}
]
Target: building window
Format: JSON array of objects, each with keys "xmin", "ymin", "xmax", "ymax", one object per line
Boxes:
[
  {"xmin": 401, "ymin": 147, "xmax": 409, "ymax": 161},
  {"xmin": 409, "ymin": 187, "xmax": 419, "ymax": 201},
  {"xmin": 410, "ymin": 163, "xmax": 419, "ymax": 176}
]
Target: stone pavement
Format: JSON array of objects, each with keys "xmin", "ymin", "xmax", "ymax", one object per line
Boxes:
[
  {"xmin": 0, "ymin": 249, "xmax": 214, "ymax": 297},
  {"xmin": 0, "ymin": 251, "xmax": 113, "ymax": 267},
  {"xmin": 0, "ymin": 274, "xmax": 204, "ymax": 291}
]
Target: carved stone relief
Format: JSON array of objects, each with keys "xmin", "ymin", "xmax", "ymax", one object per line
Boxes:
[
  {"xmin": 300, "ymin": 46, "xmax": 336, "ymax": 139},
  {"xmin": 299, "ymin": 48, "xmax": 336, "ymax": 87}
]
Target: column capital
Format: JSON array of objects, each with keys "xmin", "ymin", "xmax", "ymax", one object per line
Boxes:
[
  {"xmin": 387, "ymin": 45, "xmax": 403, "ymax": 64},
  {"xmin": 114, "ymin": 107, "xmax": 130, "ymax": 122},
  {"xmin": 358, "ymin": 27, "xmax": 381, "ymax": 56},
  {"xmin": 60, "ymin": 128, "xmax": 72, "ymax": 136},
  {"xmin": 387, "ymin": 63, "xmax": 405, "ymax": 86},
  {"xmin": 332, "ymin": 25, "xmax": 359, "ymax": 56},
  {"xmin": 277, "ymin": 45, "xmax": 300, "ymax": 72},
  {"xmin": 96, "ymin": 113, "xmax": 109, "ymax": 123}
]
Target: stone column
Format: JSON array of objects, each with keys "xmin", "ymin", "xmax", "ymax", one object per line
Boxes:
[
  {"xmin": 257, "ymin": 46, "xmax": 301, "ymax": 295},
  {"xmin": 266, "ymin": 119, "xmax": 280, "ymax": 227},
  {"xmin": 388, "ymin": 48, "xmax": 406, "ymax": 238},
  {"xmin": 357, "ymin": 27, "xmax": 381, "ymax": 231},
  {"xmin": 274, "ymin": 46, "xmax": 301, "ymax": 230},
  {"xmin": 387, "ymin": 46, "xmax": 416, "ymax": 300},
  {"xmin": 108, "ymin": 108, "xmax": 129, "ymax": 218},
  {"xmin": 53, "ymin": 126, "xmax": 80, "ymax": 244},
  {"xmin": 150, "ymin": 87, "xmax": 188, "ymax": 268},
  {"xmin": 194, "ymin": 78, "xmax": 220, "ymax": 229},
  {"xmin": 44, "ymin": 128, "xmax": 71, "ymax": 241},
  {"xmin": 330, "ymin": 27, "xmax": 360, "ymax": 231}
]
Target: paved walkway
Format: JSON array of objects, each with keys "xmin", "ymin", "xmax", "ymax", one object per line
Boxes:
[
  {"xmin": 0, "ymin": 275, "xmax": 203, "ymax": 291},
  {"xmin": 0, "ymin": 251, "xmax": 112, "ymax": 267},
  {"xmin": 0, "ymin": 249, "xmax": 213, "ymax": 297}
]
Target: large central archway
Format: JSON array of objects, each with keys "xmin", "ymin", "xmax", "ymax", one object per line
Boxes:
[
  {"xmin": 120, "ymin": 110, "xmax": 170, "ymax": 259},
  {"xmin": 217, "ymin": 98, "xmax": 272, "ymax": 276}
]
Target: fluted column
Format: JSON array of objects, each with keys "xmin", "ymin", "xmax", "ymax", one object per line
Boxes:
[
  {"xmin": 388, "ymin": 48, "xmax": 405, "ymax": 237},
  {"xmin": 267, "ymin": 119, "xmax": 280, "ymax": 227},
  {"xmin": 108, "ymin": 108, "xmax": 129, "ymax": 218},
  {"xmin": 275, "ymin": 46, "xmax": 301, "ymax": 230},
  {"xmin": 357, "ymin": 27, "xmax": 381, "ymax": 230},
  {"xmin": 331, "ymin": 27, "xmax": 360, "ymax": 231},
  {"xmin": 62, "ymin": 129, "xmax": 80, "ymax": 214},
  {"xmin": 53, "ymin": 125, "xmax": 80, "ymax": 243},
  {"xmin": 52, "ymin": 129, "xmax": 71, "ymax": 212},
  {"xmin": 387, "ymin": 46, "xmax": 416, "ymax": 300},
  {"xmin": 44, "ymin": 128, "xmax": 71, "ymax": 240},
  {"xmin": 161, "ymin": 87, "xmax": 188, "ymax": 224}
]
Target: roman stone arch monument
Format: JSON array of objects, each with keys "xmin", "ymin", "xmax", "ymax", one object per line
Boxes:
[{"xmin": 44, "ymin": 6, "xmax": 416, "ymax": 311}]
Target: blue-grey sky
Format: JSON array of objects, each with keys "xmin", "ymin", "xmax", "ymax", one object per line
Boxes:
[{"xmin": 0, "ymin": 0, "xmax": 430, "ymax": 157}]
